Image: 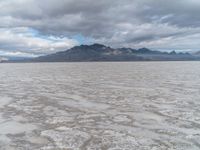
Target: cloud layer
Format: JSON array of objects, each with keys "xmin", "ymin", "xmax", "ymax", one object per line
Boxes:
[{"xmin": 0, "ymin": 0, "xmax": 200, "ymax": 57}]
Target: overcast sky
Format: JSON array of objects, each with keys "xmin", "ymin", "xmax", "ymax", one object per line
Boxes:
[{"xmin": 0, "ymin": 0, "xmax": 200, "ymax": 57}]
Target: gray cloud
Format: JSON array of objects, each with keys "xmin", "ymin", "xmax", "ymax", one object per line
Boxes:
[{"xmin": 0, "ymin": 0, "xmax": 200, "ymax": 56}]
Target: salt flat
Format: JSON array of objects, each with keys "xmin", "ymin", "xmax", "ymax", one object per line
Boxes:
[{"xmin": 0, "ymin": 62, "xmax": 200, "ymax": 150}]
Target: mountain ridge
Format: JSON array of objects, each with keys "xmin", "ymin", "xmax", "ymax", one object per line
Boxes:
[{"xmin": 5, "ymin": 43, "xmax": 200, "ymax": 62}]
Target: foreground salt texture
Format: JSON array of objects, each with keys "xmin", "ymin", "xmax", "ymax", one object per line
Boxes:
[{"xmin": 0, "ymin": 62, "xmax": 200, "ymax": 149}]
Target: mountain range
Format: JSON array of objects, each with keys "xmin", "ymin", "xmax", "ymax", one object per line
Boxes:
[{"xmin": 5, "ymin": 44, "xmax": 200, "ymax": 62}]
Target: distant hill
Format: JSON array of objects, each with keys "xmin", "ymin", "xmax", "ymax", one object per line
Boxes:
[
  {"xmin": 193, "ymin": 51, "xmax": 200, "ymax": 56},
  {"xmin": 33, "ymin": 44, "xmax": 147, "ymax": 62},
  {"xmin": 118, "ymin": 48, "xmax": 196, "ymax": 61},
  {"xmin": 4, "ymin": 44, "xmax": 199, "ymax": 63},
  {"xmin": 31, "ymin": 44, "xmax": 198, "ymax": 62}
]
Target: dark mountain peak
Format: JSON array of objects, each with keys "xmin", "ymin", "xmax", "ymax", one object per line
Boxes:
[
  {"xmin": 91, "ymin": 43, "xmax": 107, "ymax": 48},
  {"xmin": 169, "ymin": 51, "xmax": 177, "ymax": 55},
  {"xmin": 70, "ymin": 43, "xmax": 108, "ymax": 51},
  {"xmin": 73, "ymin": 44, "xmax": 89, "ymax": 49},
  {"xmin": 118, "ymin": 47, "xmax": 136, "ymax": 51},
  {"xmin": 137, "ymin": 47, "xmax": 151, "ymax": 53}
]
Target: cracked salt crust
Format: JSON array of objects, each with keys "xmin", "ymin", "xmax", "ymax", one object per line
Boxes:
[
  {"xmin": 0, "ymin": 62, "xmax": 200, "ymax": 149},
  {"xmin": 41, "ymin": 127, "xmax": 90, "ymax": 150}
]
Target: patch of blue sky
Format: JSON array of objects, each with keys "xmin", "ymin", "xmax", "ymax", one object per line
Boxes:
[
  {"xmin": 27, "ymin": 28, "xmax": 93, "ymax": 45},
  {"xmin": 72, "ymin": 34, "xmax": 94, "ymax": 45}
]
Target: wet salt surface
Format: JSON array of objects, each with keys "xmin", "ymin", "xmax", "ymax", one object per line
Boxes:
[{"xmin": 0, "ymin": 62, "xmax": 200, "ymax": 149}]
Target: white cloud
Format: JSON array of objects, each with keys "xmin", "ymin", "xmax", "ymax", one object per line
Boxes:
[
  {"xmin": 0, "ymin": 51, "xmax": 38, "ymax": 58},
  {"xmin": 0, "ymin": 27, "xmax": 78, "ymax": 57}
]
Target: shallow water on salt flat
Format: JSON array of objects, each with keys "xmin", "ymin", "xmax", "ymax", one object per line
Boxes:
[{"xmin": 0, "ymin": 62, "xmax": 200, "ymax": 150}]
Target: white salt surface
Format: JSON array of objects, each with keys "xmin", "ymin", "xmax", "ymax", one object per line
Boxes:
[
  {"xmin": 0, "ymin": 96, "xmax": 13, "ymax": 108},
  {"xmin": 0, "ymin": 62, "xmax": 200, "ymax": 149}
]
